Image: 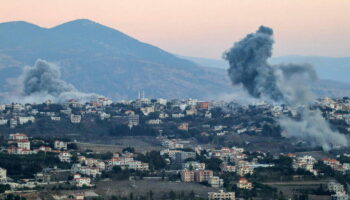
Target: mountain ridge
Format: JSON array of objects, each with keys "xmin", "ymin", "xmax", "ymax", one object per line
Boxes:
[
  {"xmin": 0, "ymin": 19, "xmax": 232, "ymax": 100},
  {"xmin": 0, "ymin": 19, "xmax": 349, "ymax": 100}
]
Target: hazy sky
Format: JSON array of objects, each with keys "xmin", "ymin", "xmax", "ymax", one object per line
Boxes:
[{"xmin": 1, "ymin": 0, "xmax": 349, "ymax": 59}]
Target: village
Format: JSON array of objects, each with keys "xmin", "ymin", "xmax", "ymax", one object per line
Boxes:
[
  {"xmin": 0, "ymin": 130, "xmax": 350, "ymax": 199},
  {"xmin": 0, "ymin": 96, "xmax": 350, "ymax": 199}
]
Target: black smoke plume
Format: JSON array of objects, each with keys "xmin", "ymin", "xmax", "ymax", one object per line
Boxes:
[{"xmin": 224, "ymin": 26, "xmax": 348, "ymax": 151}]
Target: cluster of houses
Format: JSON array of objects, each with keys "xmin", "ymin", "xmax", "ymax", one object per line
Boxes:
[
  {"xmin": 0, "ymin": 97, "xmax": 213, "ymax": 129},
  {"xmin": 289, "ymin": 153, "xmax": 350, "ymax": 177},
  {"xmin": 290, "ymin": 154, "xmax": 319, "ymax": 176},
  {"xmin": 105, "ymin": 152, "xmax": 149, "ymax": 171},
  {"xmin": 320, "ymin": 97, "xmax": 350, "ymax": 133},
  {"xmin": 328, "ymin": 181, "xmax": 349, "ymax": 200},
  {"xmin": 6, "ymin": 133, "xmax": 70, "ymax": 156},
  {"xmin": 322, "ymin": 158, "xmax": 350, "ymax": 173},
  {"xmin": 176, "ymin": 146, "xmax": 262, "ymax": 190},
  {"xmin": 0, "ymin": 132, "xmax": 151, "ymax": 190}
]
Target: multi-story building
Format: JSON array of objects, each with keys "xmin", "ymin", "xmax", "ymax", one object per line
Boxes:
[
  {"xmin": 194, "ymin": 170, "xmax": 213, "ymax": 183},
  {"xmin": 208, "ymin": 190, "xmax": 235, "ymax": 200},
  {"xmin": 292, "ymin": 156, "xmax": 318, "ymax": 175},
  {"xmin": 17, "ymin": 139, "xmax": 30, "ymax": 150},
  {"xmin": 208, "ymin": 176, "xmax": 223, "ymax": 188},
  {"xmin": 237, "ymin": 165, "xmax": 254, "ymax": 176},
  {"xmin": 180, "ymin": 169, "xmax": 213, "ymax": 183},
  {"xmin": 180, "ymin": 170, "xmax": 195, "ymax": 182},
  {"xmin": 106, "ymin": 155, "xmax": 149, "ymax": 171}
]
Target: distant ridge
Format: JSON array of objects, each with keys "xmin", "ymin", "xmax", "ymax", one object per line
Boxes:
[
  {"xmin": 0, "ymin": 19, "xmax": 232, "ymax": 100},
  {"xmin": 0, "ymin": 19, "xmax": 349, "ymax": 100}
]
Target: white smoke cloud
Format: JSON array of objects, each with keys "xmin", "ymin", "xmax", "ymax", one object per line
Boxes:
[{"xmin": 11, "ymin": 59, "xmax": 102, "ymax": 103}]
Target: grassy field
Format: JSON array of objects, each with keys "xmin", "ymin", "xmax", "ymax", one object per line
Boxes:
[
  {"xmin": 77, "ymin": 136, "xmax": 163, "ymax": 153},
  {"xmin": 264, "ymin": 180, "xmax": 331, "ymax": 199}
]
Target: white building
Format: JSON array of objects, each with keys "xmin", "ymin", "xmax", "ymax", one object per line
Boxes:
[
  {"xmin": 72, "ymin": 164, "xmax": 101, "ymax": 178},
  {"xmin": 70, "ymin": 114, "xmax": 82, "ymax": 123},
  {"xmin": 146, "ymin": 119, "xmax": 162, "ymax": 125},
  {"xmin": 157, "ymin": 98, "xmax": 167, "ymax": 105},
  {"xmin": 140, "ymin": 106, "xmax": 155, "ymax": 116},
  {"xmin": 17, "ymin": 140, "xmax": 30, "ymax": 150},
  {"xmin": 54, "ymin": 140, "xmax": 68, "ymax": 150},
  {"xmin": 0, "ymin": 167, "xmax": 7, "ymax": 183},
  {"xmin": 208, "ymin": 190, "xmax": 235, "ymax": 200},
  {"xmin": 183, "ymin": 161, "xmax": 206, "ymax": 170},
  {"xmin": 0, "ymin": 104, "xmax": 5, "ymax": 111},
  {"xmin": 0, "ymin": 119, "xmax": 8, "ymax": 125},
  {"xmin": 73, "ymin": 174, "xmax": 91, "ymax": 187},
  {"xmin": 293, "ymin": 156, "xmax": 318, "ymax": 176},
  {"xmin": 18, "ymin": 116, "xmax": 35, "ymax": 125},
  {"xmin": 59, "ymin": 152, "xmax": 72, "ymax": 163},
  {"xmin": 51, "ymin": 116, "xmax": 61, "ymax": 121},
  {"xmin": 208, "ymin": 176, "xmax": 224, "ymax": 188},
  {"xmin": 107, "ymin": 156, "xmax": 149, "ymax": 171},
  {"xmin": 328, "ymin": 182, "xmax": 346, "ymax": 195},
  {"xmin": 9, "ymin": 133, "xmax": 28, "ymax": 141}
]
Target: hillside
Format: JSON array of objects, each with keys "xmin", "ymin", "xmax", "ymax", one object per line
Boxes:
[
  {"xmin": 0, "ymin": 19, "xmax": 233, "ymax": 100},
  {"xmin": 0, "ymin": 19, "xmax": 349, "ymax": 101}
]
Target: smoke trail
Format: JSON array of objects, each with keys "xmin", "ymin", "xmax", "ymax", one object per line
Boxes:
[
  {"xmin": 18, "ymin": 59, "xmax": 100, "ymax": 103},
  {"xmin": 224, "ymin": 26, "xmax": 348, "ymax": 151}
]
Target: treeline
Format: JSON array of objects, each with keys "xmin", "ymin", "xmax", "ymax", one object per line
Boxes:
[
  {"xmin": 0, "ymin": 152, "xmax": 70, "ymax": 179},
  {"xmin": 136, "ymin": 151, "xmax": 167, "ymax": 171},
  {"xmin": 109, "ymin": 190, "xmax": 204, "ymax": 200}
]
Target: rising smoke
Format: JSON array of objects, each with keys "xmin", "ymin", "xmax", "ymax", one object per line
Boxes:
[
  {"xmin": 18, "ymin": 59, "xmax": 100, "ymax": 103},
  {"xmin": 224, "ymin": 26, "xmax": 348, "ymax": 151}
]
